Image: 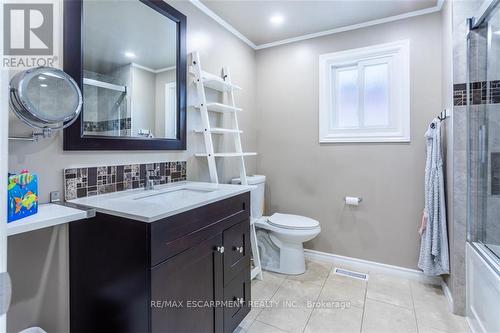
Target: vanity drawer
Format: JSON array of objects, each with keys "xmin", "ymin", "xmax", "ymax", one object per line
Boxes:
[
  {"xmin": 150, "ymin": 192, "xmax": 250, "ymax": 266},
  {"xmin": 223, "ymin": 267, "xmax": 251, "ymax": 333},
  {"xmin": 223, "ymin": 219, "xmax": 251, "ymax": 285}
]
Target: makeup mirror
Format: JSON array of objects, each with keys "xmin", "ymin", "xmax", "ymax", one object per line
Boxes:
[{"xmin": 9, "ymin": 66, "xmax": 83, "ymax": 140}]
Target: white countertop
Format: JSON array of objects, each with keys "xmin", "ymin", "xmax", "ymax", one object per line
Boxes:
[
  {"xmin": 68, "ymin": 181, "xmax": 253, "ymax": 223},
  {"xmin": 7, "ymin": 203, "xmax": 91, "ymax": 236}
]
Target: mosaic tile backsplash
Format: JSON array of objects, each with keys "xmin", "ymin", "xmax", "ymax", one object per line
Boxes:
[
  {"xmin": 64, "ymin": 161, "xmax": 187, "ymax": 201},
  {"xmin": 83, "ymin": 118, "xmax": 132, "ymax": 132},
  {"xmin": 453, "ymin": 80, "xmax": 500, "ymax": 106}
]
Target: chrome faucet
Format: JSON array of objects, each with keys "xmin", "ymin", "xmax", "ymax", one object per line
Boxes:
[{"xmin": 145, "ymin": 170, "xmax": 155, "ymax": 190}]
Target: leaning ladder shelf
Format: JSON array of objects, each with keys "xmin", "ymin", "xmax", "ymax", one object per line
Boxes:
[{"xmin": 190, "ymin": 51, "xmax": 263, "ymax": 281}]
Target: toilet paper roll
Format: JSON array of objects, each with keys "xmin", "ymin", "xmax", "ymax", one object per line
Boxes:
[{"xmin": 345, "ymin": 196, "xmax": 361, "ymax": 206}]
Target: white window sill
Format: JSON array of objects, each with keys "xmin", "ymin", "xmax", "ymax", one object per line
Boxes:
[{"xmin": 319, "ymin": 135, "xmax": 410, "ymax": 143}]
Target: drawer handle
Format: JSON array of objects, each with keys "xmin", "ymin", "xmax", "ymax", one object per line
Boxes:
[
  {"xmin": 216, "ymin": 246, "xmax": 225, "ymax": 254},
  {"xmin": 234, "ymin": 246, "xmax": 244, "ymax": 254}
]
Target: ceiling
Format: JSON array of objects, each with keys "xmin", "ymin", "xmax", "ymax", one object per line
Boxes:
[
  {"xmin": 83, "ymin": 0, "xmax": 177, "ymax": 74},
  {"xmin": 200, "ymin": 0, "xmax": 440, "ymax": 47}
]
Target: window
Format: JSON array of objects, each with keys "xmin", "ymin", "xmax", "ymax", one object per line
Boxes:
[{"xmin": 319, "ymin": 40, "xmax": 410, "ymax": 143}]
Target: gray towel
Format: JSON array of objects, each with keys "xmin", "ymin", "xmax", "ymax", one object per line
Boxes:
[{"xmin": 418, "ymin": 118, "xmax": 450, "ymax": 275}]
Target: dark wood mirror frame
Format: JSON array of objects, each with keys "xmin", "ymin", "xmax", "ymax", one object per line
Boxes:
[{"xmin": 63, "ymin": 0, "xmax": 187, "ymax": 151}]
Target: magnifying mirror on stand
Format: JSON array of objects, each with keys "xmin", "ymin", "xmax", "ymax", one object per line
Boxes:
[{"xmin": 8, "ymin": 66, "xmax": 82, "ymax": 142}]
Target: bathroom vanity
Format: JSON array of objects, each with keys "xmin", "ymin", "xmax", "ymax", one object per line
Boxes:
[{"xmin": 68, "ymin": 182, "xmax": 252, "ymax": 333}]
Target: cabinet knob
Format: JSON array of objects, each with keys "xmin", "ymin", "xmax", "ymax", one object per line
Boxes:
[
  {"xmin": 216, "ymin": 246, "xmax": 225, "ymax": 254},
  {"xmin": 235, "ymin": 246, "xmax": 244, "ymax": 254}
]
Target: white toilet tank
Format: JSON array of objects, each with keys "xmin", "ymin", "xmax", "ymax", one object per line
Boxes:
[{"xmin": 231, "ymin": 175, "xmax": 266, "ymax": 219}]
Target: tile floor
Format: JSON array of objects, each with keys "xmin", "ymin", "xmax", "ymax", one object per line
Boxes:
[{"xmin": 237, "ymin": 260, "xmax": 469, "ymax": 333}]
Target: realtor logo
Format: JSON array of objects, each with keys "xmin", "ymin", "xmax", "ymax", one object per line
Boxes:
[{"xmin": 3, "ymin": 3, "xmax": 53, "ymax": 56}]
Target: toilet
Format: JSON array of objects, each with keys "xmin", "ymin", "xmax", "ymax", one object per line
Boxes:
[{"xmin": 232, "ymin": 175, "xmax": 321, "ymax": 275}]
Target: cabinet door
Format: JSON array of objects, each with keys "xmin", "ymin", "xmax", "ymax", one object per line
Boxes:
[
  {"xmin": 223, "ymin": 220, "xmax": 251, "ymax": 285},
  {"xmin": 223, "ymin": 268, "xmax": 251, "ymax": 333},
  {"xmin": 151, "ymin": 234, "xmax": 223, "ymax": 333}
]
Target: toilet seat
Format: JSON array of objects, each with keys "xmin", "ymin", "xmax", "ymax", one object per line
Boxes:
[{"xmin": 267, "ymin": 213, "xmax": 319, "ymax": 230}]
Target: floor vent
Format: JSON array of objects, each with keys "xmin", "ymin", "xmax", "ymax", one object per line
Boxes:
[{"xmin": 334, "ymin": 267, "xmax": 369, "ymax": 281}]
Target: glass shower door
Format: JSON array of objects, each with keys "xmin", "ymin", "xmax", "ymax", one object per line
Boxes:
[
  {"xmin": 465, "ymin": 6, "xmax": 500, "ymax": 332},
  {"xmin": 468, "ymin": 3, "xmax": 500, "ymax": 264},
  {"xmin": 484, "ymin": 6, "xmax": 500, "ymax": 259}
]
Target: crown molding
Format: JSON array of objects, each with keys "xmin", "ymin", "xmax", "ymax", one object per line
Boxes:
[
  {"xmin": 189, "ymin": 0, "xmax": 257, "ymax": 49},
  {"xmin": 131, "ymin": 63, "xmax": 176, "ymax": 74},
  {"xmin": 190, "ymin": 0, "xmax": 445, "ymax": 51},
  {"xmin": 256, "ymin": 0, "xmax": 445, "ymax": 49}
]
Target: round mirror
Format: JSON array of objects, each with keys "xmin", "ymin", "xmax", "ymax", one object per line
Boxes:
[{"xmin": 9, "ymin": 67, "xmax": 82, "ymax": 130}]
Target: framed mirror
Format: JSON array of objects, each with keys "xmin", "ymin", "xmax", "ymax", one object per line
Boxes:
[{"xmin": 63, "ymin": 0, "xmax": 186, "ymax": 150}]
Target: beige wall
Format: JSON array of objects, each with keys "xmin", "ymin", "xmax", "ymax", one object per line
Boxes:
[
  {"xmin": 255, "ymin": 12, "xmax": 443, "ymax": 269},
  {"xmin": 6, "ymin": 1, "xmax": 257, "ymax": 332}
]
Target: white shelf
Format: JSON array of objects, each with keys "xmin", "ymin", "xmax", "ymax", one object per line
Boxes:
[
  {"xmin": 193, "ymin": 103, "xmax": 242, "ymax": 113},
  {"xmin": 195, "ymin": 152, "xmax": 257, "ymax": 158},
  {"xmin": 205, "ymin": 103, "xmax": 242, "ymax": 113},
  {"xmin": 7, "ymin": 203, "xmax": 91, "ymax": 236},
  {"xmin": 190, "ymin": 67, "xmax": 242, "ymax": 92},
  {"xmin": 194, "ymin": 128, "xmax": 243, "ymax": 134}
]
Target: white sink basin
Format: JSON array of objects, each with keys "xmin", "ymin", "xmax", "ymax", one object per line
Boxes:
[
  {"xmin": 133, "ymin": 188, "xmax": 216, "ymax": 201},
  {"xmin": 68, "ymin": 181, "xmax": 253, "ymax": 222}
]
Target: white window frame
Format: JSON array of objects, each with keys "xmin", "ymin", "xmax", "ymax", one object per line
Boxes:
[{"xmin": 319, "ymin": 40, "xmax": 410, "ymax": 143}]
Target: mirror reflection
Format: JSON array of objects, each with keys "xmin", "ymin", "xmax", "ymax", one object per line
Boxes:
[
  {"xmin": 82, "ymin": 0, "xmax": 177, "ymax": 139},
  {"xmin": 26, "ymin": 71, "xmax": 81, "ymax": 123}
]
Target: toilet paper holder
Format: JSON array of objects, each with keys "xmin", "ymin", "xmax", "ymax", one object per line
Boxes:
[{"xmin": 344, "ymin": 197, "xmax": 363, "ymax": 204}]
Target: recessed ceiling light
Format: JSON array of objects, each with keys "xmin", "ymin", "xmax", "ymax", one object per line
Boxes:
[
  {"xmin": 270, "ymin": 14, "xmax": 284, "ymax": 25},
  {"xmin": 124, "ymin": 51, "xmax": 136, "ymax": 58},
  {"xmin": 38, "ymin": 76, "xmax": 46, "ymax": 80},
  {"xmin": 40, "ymin": 84, "xmax": 48, "ymax": 87}
]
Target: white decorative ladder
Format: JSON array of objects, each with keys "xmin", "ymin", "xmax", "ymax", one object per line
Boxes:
[{"xmin": 190, "ymin": 52, "xmax": 263, "ymax": 281}]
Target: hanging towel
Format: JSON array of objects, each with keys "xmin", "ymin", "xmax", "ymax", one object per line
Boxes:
[{"xmin": 418, "ymin": 118, "xmax": 450, "ymax": 275}]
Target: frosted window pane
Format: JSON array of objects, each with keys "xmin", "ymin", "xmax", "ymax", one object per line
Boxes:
[
  {"xmin": 363, "ymin": 63, "xmax": 389, "ymax": 127},
  {"xmin": 335, "ymin": 68, "xmax": 359, "ymax": 128}
]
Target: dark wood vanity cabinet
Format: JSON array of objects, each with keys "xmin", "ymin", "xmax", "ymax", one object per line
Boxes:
[{"xmin": 69, "ymin": 192, "xmax": 251, "ymax": 333}]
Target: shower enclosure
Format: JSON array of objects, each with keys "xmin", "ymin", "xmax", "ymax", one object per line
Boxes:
[
  {"xmin": 468, "ymin": 0, "xmax": 500, "ymax": 266},
  {"xmin": 466, "ymin": 1, "xmax": 500, "ymax": 332}
]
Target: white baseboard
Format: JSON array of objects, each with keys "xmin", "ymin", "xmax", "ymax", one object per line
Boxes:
[
  {"xmin": 304, "ymin": 249, "xmax": 442, "ymax": 285},
  {"xmin": 441, "ymin": 278, "xmax": 454, "ymax": 312}
]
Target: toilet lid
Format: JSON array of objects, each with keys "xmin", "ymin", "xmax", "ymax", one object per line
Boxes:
[{"xmin": 267, "ymin": 213, "xmax": 320, "ymax": 230}]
